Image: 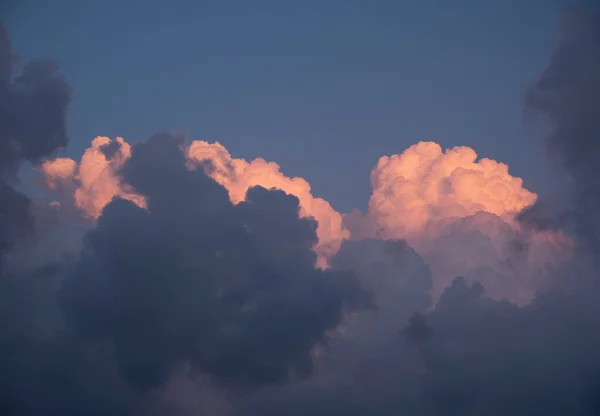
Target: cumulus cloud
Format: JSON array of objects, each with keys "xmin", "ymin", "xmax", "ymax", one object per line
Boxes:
[
  {"xmin": 345, "ymin": 141, "xmax": 571, "ymax": 302},
  {"xmin": 186, "ymin": 140, "xmax": 349, "ymax": 267},
  {"xmin": 2, "ymin": 22, "xmax": 368, "ymax": 414},
  {"xmin": 42, "ymin": 135, "xmax": 572, "ymax": 303},
  {"xmin": 41, "ymin": 137, "xmax": 347, "ymax": 268},
  {"xmin": 4, "ymin": 4, "xmax": 600, "ymax": 416},
  {"xmin": 237, "ymin": 5, "xmax": 600, "ymax": 415},
  {"xmin": 59, "ymin": 133, "xmax": 367, "ymax": 390},
  {"xmin": 364, "ymin": 141, "xmax": 537, "ymax": 237},
  {"xmin": 40, "ymin": 136, "xmax": 146, "ymax": 219},
  {"xmin": 4, "ymin": 130, "xmax": 367, "ymax": 413}
]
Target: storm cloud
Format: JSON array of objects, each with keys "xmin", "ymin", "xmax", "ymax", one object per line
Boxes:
[{"xmin": 60, "ymin": 133, "xmax": 367, "ymax": 390}]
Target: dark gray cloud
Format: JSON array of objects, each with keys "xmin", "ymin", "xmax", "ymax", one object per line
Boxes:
[
  {"xmin": 0, "ymin": 23, "xmax": 367, "ymax": 414},
  {"xmin": 59, "ymin": 133, "xmax": 367, "ymax": 391},
  {"xmin": 0, "ymin": 22, "xmax": 134, "ymax": 415},
  {"xmin": 405, "ymin": 275, "xmax": 600, "ymax": 415},
  {"xmin": 400, "ymin": 6, "xmax": 600, "ymax": 414},
  {"xmin": 522, "ymin": 4, "xmax": 600, "ymax": 249},
  {"xmin": 0, "ymin": 21, "xmax": 70, "ymax": 265},
  {"xmin": 0, "ymin": 263, "xmax": 140, "ymax": 415},
  {"xmin": 0, "ymin": 182, "xmax": 33, "ymax": 270},
  {"xmin": 0, "ymin": 25, "xmax": 70, "ymax": 179},
  {"xmin": 0, "ymin": 132, "xmax": 367, "ymax": 414},
  {"xmin": 235, "ymin": 238, "xmax": 433, "ymax": 416}
]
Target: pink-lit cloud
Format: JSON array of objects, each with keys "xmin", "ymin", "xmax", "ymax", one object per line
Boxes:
[
  {"xmin": 40, "ymin": 137, "xmax": 146, "ymax": 219},
  {"xmin": 345, "ymin": 142, "xmax": 572, "ymax": 303},
  {"xmin": 41, "ymin": 138, "xmax": 572, "ymax": 303}
]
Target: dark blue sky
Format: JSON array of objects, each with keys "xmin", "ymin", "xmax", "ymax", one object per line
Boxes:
[{"xmin": 4, "ymin": 0, "xmax": 575, "ymax": 212}]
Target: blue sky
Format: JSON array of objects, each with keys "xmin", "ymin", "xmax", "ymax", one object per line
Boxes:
[{"xmin": 4, "ymin": 0, "xmax": 575, "ymax": 212}]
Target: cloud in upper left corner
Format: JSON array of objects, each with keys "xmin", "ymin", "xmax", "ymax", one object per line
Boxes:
[{"xmin": 0, "ymin": 21, "xmax": 71, "ymax": 265}]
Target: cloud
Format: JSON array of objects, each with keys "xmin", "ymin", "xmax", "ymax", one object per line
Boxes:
[
  {"xmin": 186, "ymin": 140, "xmax": 349, "ymax": 268},
  {"xmin": 402, "ymin": 274, "xmax": 600, "ymax": 416},
  {"xmin": 1, "ymin": 25, "xmax": 366, "ymax": 414},
  {"xmin": 0, "ymin": 22, "xmax": 137, "ymax": 415},
  {"xmin": 0, "ymin": 22, "xmax": 70, "ymax": 267},
  {"xmin": 3, "ymin": 133, "xmax": 367, "ymax": 414},
  {"xmin": 345, "ymin": 141, "xmax": 571, "ymax": 303},
  {"xmin": 361, "ymin": 141, "xmax": 537, "ymax": 238},
  {"xmin": 40, "ymin": 136, "xmax": 146, "ymax": 220},
  {"xmin": 420, "ymin": 211, "xmax": 572, "ymax": 303},
  {"xmin": 41, "ymin": 137, "xmax": 347, "ymax": 268},
  {"xmin": 235, "ymin": 5, "xmax": 600, "ymax": 415},
  {"xmin": 235, "ymin": 238, "xmax": 434, "ymax": 416},
  {"xmin": 5, "ymin": 4, "xmax": 600, "ymax": 415},
  {"xmin": 59, "ymin": 133, "xmax": 367, "ymax": 390},
  {"xmin": 42, "ymin": 135, "xmax": 571, "ymax": 304},
  {"xmin": 523, "ymin": 4, "xmax": 600, "ymax": 251}
]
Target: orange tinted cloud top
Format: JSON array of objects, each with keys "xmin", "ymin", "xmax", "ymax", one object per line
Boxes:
[
  {"xmin": 186, "ymin": 140, "xmax": 349, "ymax": 267},
  {"xmin": 365, "ymin": 141, "xmax": 537, "ymax": 239},
  {"xmin": 42, "ymin": 137, "xmax": 347, "ymax": 268},
  {"xmin": 40, "ymin": 157, "xmax": 77, "ymax": 190},
  {"xmin": 344, "ymin": 141, "xmax": 569, "ymax": 304},
  {"xmin": 40, "ymin": 137, "xmax": 146, "ymax": 219},
  {"xmin": 41, "ymin": 137, "xmax": 571, "ymax": 304}
]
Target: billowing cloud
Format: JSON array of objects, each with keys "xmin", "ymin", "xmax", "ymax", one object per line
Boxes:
[
  {"xmin": 5, "ymin": 132, "xmax": 367, "ymax": 413},
  {"xmin": 39, "ymin": 157, "xmax": 76, "ymax": 189},
  {"xmin": 59, "ymin": 133, "xmax": 367, "ymax": 390},
  {"xmin": 364, "ymin": 141, "xmax": 537, "ymax": 238},
  {"xmin": 237, "ymin": 5, "xmax": 600, "ymax": 415},
  {"xmin": 42, "ymin": 135, "xmax": 571, "ymax": 303},
  {"xmin": 186, "ymin": 140, "xmax": 349, "ymax": 267},
  {"xmin": 345, "ymin": 141, "xmax": 571, "ymax": 302},
  {"xmin": 41, "ymin": 137, "xmax": 347, "ymax": 268},
  {"xmin": 5, "ymin": 4, "xmax": 600, "ymax": 416},
  {"xmin": 40, "ymin": 136, "xmax": 146, "ymax": 219}
]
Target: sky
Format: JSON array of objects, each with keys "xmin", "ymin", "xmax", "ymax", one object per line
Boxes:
[
  {"xmin": 3, "ymin": 2, "xmax": 600, "ymax": 415},
  {"xmin": 3, "ymin": 0, "xmax": 574, "ymax": 211}
]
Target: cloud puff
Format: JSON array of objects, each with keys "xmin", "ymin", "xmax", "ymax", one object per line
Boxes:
[
  {"xmin": 345, "ymin": 141, "xmax": 571, "ymax": 302},
  {"xmin": 186, "ymin": 141, "xmax": 349, "ymax": 267},
  {"xmin": 40, "ymin": 136, "xmax": 146, "ymax": 220},
  {"xmin": 364, "ymin": 141, "xmax": 537, "ymax": 238}
]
